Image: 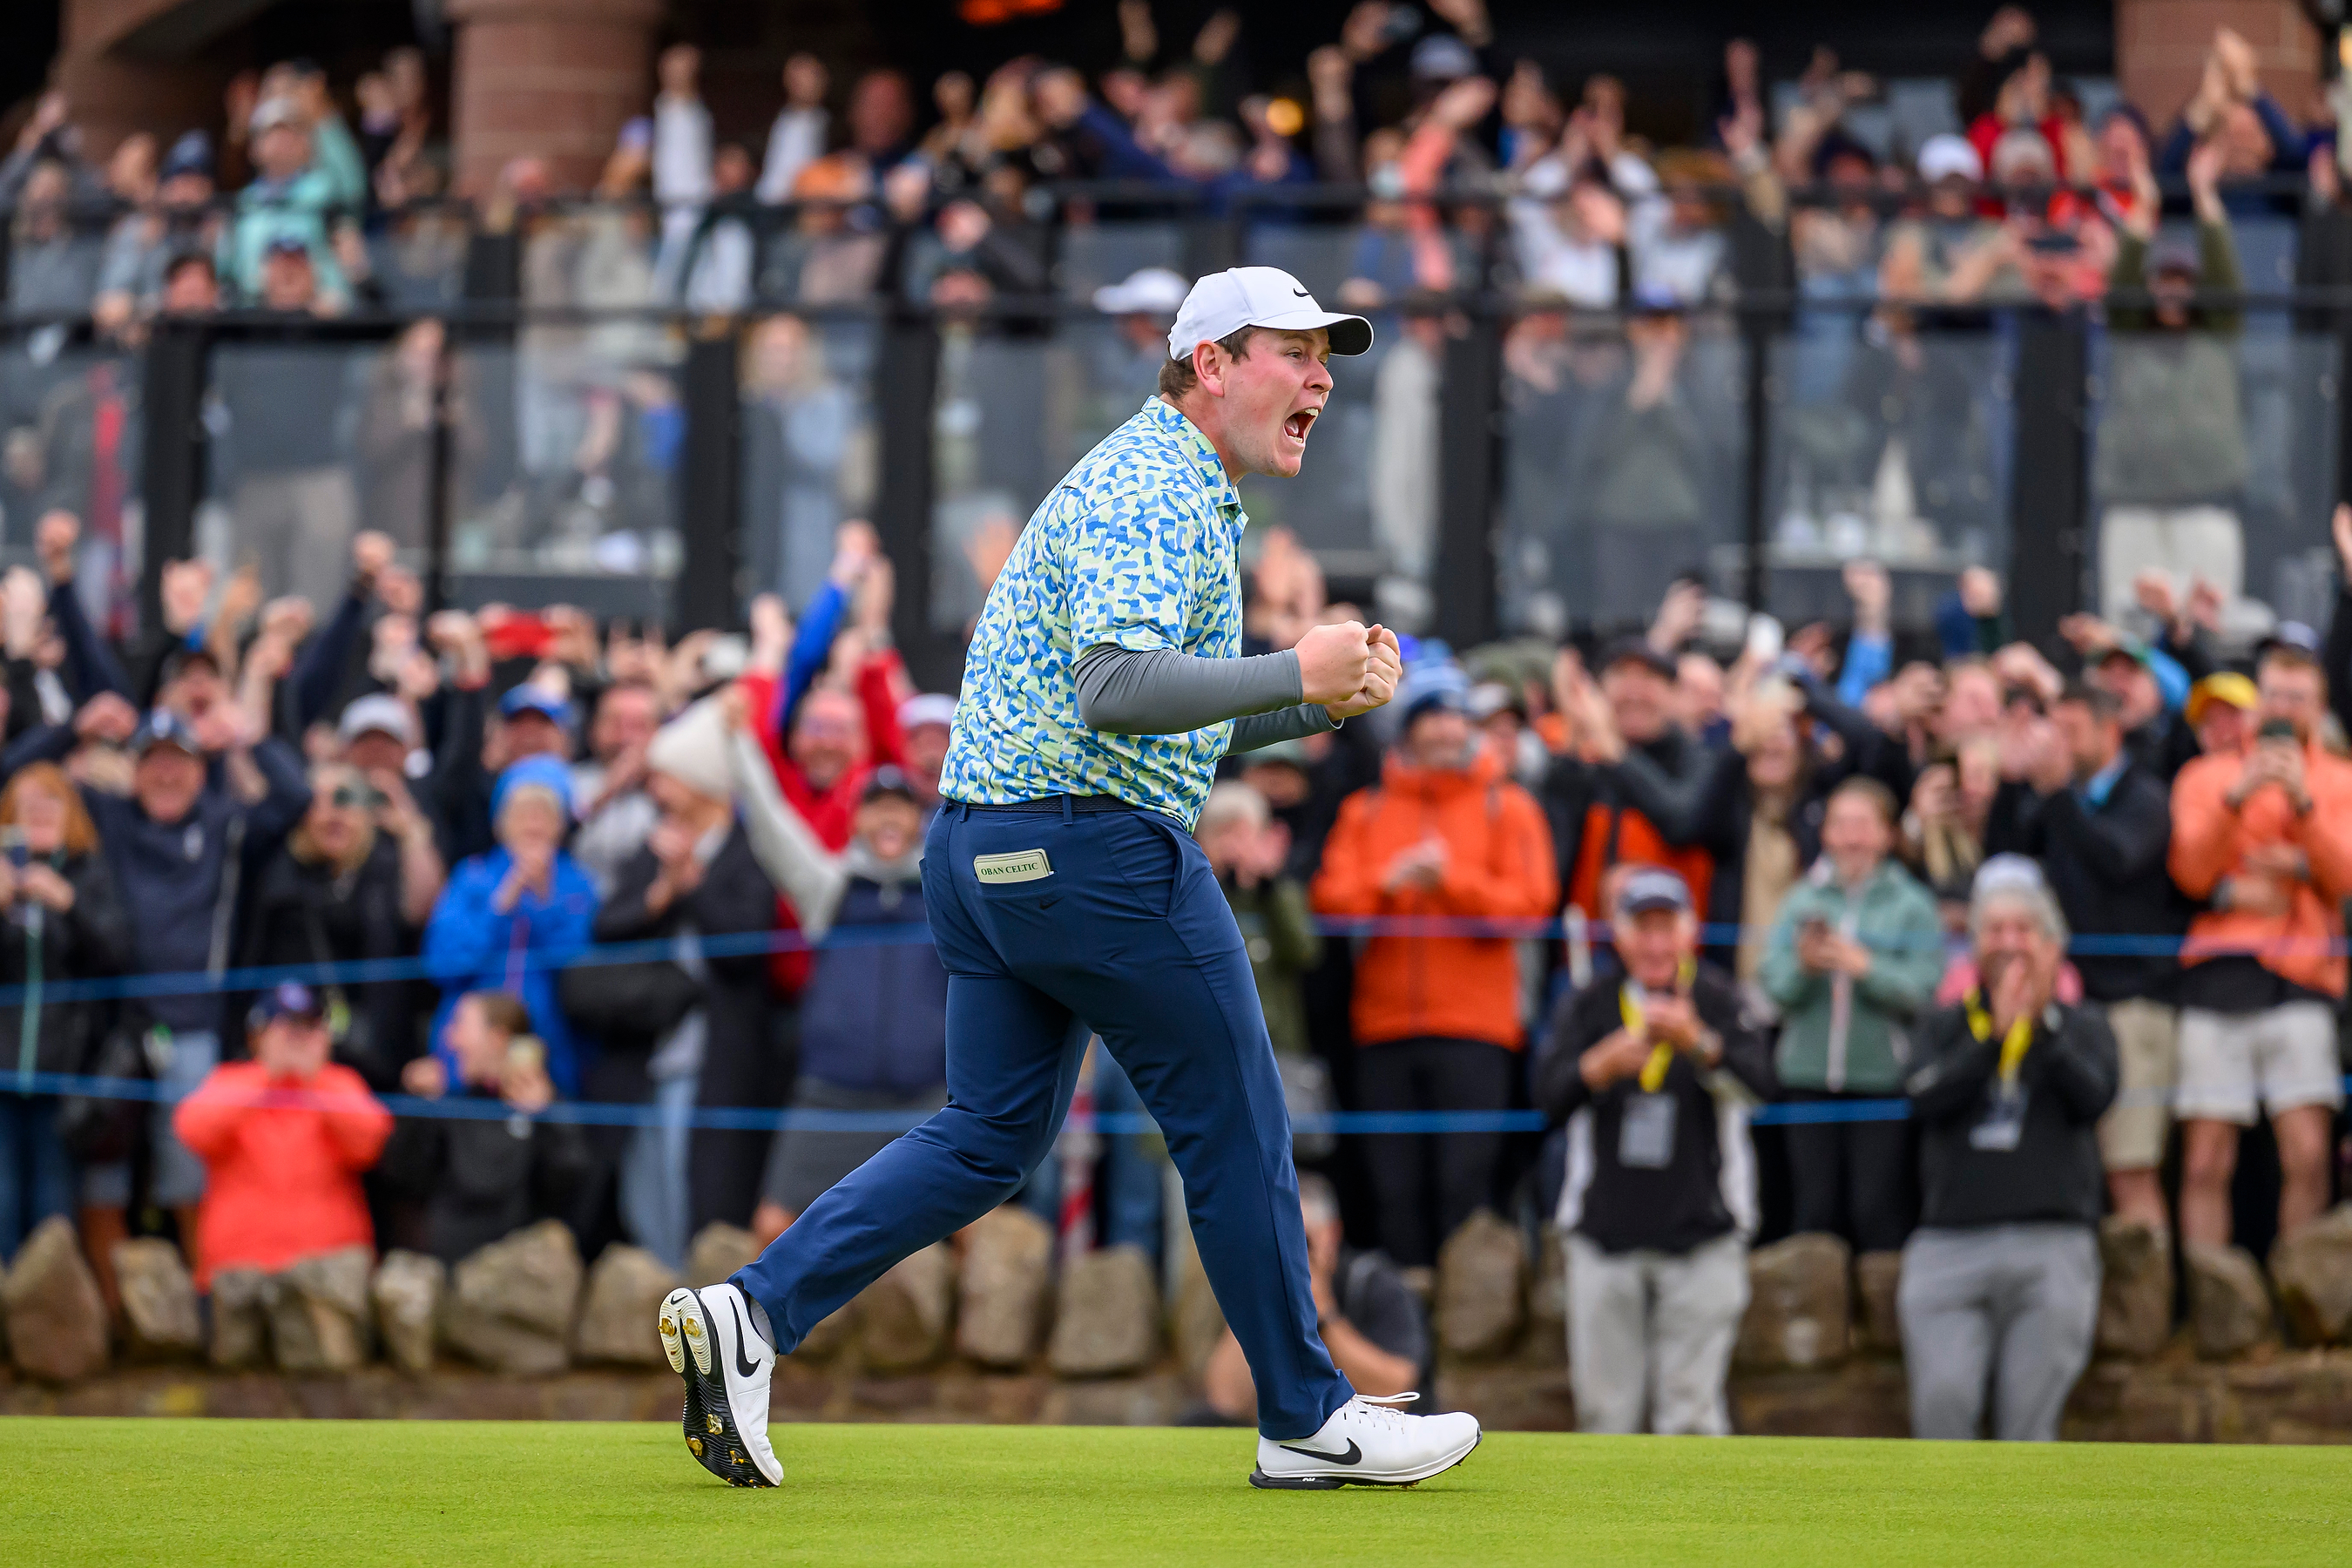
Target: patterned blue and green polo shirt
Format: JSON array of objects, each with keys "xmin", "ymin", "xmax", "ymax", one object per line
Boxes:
[{"xmin": 940, "ymin": 395, "xmax": 1247, "ymax": 827}]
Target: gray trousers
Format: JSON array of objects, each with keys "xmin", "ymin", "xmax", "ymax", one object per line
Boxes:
[
  {"xmin": 1566, "ymin": 1230, "xmax": 1750, "ymax": 1436},
  {"xmin": 1897, "ymin": 1224, "xmax": 2099, "ymax": 1442}
]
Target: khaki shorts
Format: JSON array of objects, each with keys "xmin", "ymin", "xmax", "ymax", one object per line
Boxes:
[
  {"xmin": 2176, "ymin": 1003, "xmax": 2346, "ymax": 1127},
  {"xmin": 2097, "ymin": 998, "xmax": 2179, "ymax": 1171}
]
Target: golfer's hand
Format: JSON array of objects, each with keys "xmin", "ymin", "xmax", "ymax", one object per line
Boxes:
[
  {"xmin": 1295, "ymin": 620, "xmax": 1373, "ymax": 706},
  {"xmin": 1321, "ymin": 625, "xmax": 1402, "ymax": 720}
]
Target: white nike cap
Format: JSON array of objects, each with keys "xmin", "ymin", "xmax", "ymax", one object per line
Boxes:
[{"xmin": 1167, "ymin": 266, "xmax": 1375, "ymax": 362}]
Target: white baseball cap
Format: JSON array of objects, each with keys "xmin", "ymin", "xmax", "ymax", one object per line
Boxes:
[
  {"xmin": 1167, "ymin": 267, "xmax": 1375, "ymax": 362},
  {"xmin": 1093, "ymin": 266, "xmax": 1190, "ymax": 316},
  {"xmin": 1916, "ymin": 132, "xmax": 1983, "ymax": 185}
]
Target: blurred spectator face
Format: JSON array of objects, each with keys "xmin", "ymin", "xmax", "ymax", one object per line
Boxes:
[
  {"xmin": 855, "ymin": 794, "xmax": 923, "ymax": 861},
  {"xmin": 786, "ymin": 53, "xmax": 831, "ymax": 108},
  {"xmin": 7, "ymin": 767, "xmax": 75, "ymax": 855},
  {"xmin": 646, "ymin": 768, "xmax": 717, "ymax": 821},
  {"xmin": 18, "ymin": 162, "xmax": 68, "ymax": 237},
  {"xmin": 1101, "ymin": 69, "xmax": 1150, "ymax": 121},
  {"xmin": 748, "ymin": 315, "xmax": 813, "ymax": 392},
  {"xmin": 1613, "ymin": 905, "xmax": 1695, "ymax": 990},
  {"xmin": 1240, "ymin": 756, "xmax": 1311, "ymax": 808},
  {"xmin": 1402, "ymin": 706, "xmax": 1474, "ymax": 770},
  {"xmin": 713, "ymin": 144, "xmax": 756, "ymax": 196},
  {"xmin": 658, "ymin": 45, "xmax": 700, "ymax": 98},
  {"xmin": 1677, "ymin": 653, "xmax": 1724, "ymax": 733},
  {"xmin": 2099, "ymin": 112, "xmax": 2146, "ymax": 181},
  {"xmin": 261, "ymin": 246, "xmax": 318, "ymax": 312},
  {"xmin": 1821, "ymin": 787, "xmax": 1893, "ymax": 884},
  {"xmin": 2051, "ymin": 695, "xmax": 2122, "ymax": 781},
  {"xmin": 2197, "ymin": 701, "xmax": 2251, "ymax": 755},
  {"xmin": 2149, "ymin": 258, "xmax": 2196, "ymax": 328},
  {"xmin": 1938, "ymin": 663, "xmax": 2001, "ymax": 742},
  {"xmin": 503, "ymin": 710, "xmax": 568, "ymax": 763},
  {"xmin": 791, "ymin": 155, "xmax": 869, "ymax": 235},
  {"xmin": 253, "ymin": 1010, "xmax": 333, "ymax": 1082},
  {"xmin": 1033, "ymin": 69, "xmax": 1088, "ymax": 130},
  {"xmin": 1478, "ymin": 706, "xmax": 1523, "ymax": 765},
  {"xmin": 591, "ymin": 685, "xmax": 660, "ymax": 764},
  {"xmin": 162, "ymin": 254, "xmax": 219, "ymax": 313},
  {"xmin": 163, "ymin": 656, "xmax": 226, "ymax": 720},
  {"xmin": 2258, "ymin": 654, "xmax": 2327, "ymax": 740},
  {"xmin": 1972, "ymin": 892, "xmax": 2061, "ymax": 1008},
  {"xmin": 849, "ymin": 71, "xmax": 914, "ymax": 155},
  {"xmin": 342, "ymin": 722, "xmax": 405, "ymax": 776},
  {"xmin": 1744, "ymin": 711, "xmax": 1801, "ymax": 791},
  {"xmin": 133, "ymin": 741, "xmax": 206, "ymax": 826},
  {"xmin": 255, "ymin": 120, "xmax": 311, "ymax": 182},
  {"xmin": 303, "ymin": 765, "xmax": 373, "ymax": 863},
  {"xmin": 1957, "ymin": 740, "xmax": 2000, "ymax": 820},
  {"xmin": 443, "ymin": 994, "xmax": 515, "ymax": 1086},
  {"xmin": 2091, "ymin": 652, "xmax": 2161, "ymax": 731},
  {"xmin": 902, "ymin": 720, "xmax": 950, "ymax": 793},
  {"xmin": 791, "ymin": 691, "xmax": 864, "ymax": 789},
  {"xmin": 497, "ymin": 787, "xmax": 565, "ymax": 860},
  {"xmin": 1600, "ymin": 659, "xmax": 1676, "ymax": 745},
  {"xmin": 160, "ymin": 166, "xmax": 215, "ymax": 212},
  {"xmin": 1825, "ymin": 149, "xmax": 1876, "ymax": 207}
]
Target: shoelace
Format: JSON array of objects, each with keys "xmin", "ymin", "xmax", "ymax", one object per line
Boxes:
[{"xmin": 1344, "ymin": 1392, "xmax": 1419, "ymax": 1435}]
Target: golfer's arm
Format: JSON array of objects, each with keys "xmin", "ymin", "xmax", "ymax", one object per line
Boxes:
[{"xmin": 1075, "ymin": 645, "xmax": 1333, "ymax": 738}]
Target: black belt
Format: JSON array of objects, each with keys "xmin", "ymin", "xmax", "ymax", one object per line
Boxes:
[{"xmin": 961, "ymin": 794, "xmax": 1135, "ymax": 815}]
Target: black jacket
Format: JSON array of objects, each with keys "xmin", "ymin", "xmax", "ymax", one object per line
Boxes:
[
  {"xmin": 0, "ymin": 849, "xmax": 131, "ymax": 1078},
  {"xmin": 1535, "ymin": 962, "xmax": 1778, "ymax": 1255},
  {"xmin": 376, "ymin": 1090, "xmax": 595, "ymax": 1265},
  {"xmin": 1905, "ymin": 997, "xmax": 2117, "ymax": 1231},
  {"xmin": 1983, "ymin": 761, "xmax": 2193, "ymax": 1004},
  {"xmin": 240, "ymin": 834, "xmax": 425, "ymax": 1089},
  {"xmin": 593, "ymin": 824, "xmax": 781, "ymax": 1234}
]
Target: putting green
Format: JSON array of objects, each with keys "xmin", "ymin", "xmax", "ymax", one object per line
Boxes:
[{"xmin": 3, "ymin": 1418, "xmax": 2347, "ymax": 1565}]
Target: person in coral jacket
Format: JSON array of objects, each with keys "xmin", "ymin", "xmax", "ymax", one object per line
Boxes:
[
  {"xmin": 1311, "ymin": 665, "xmax": 1558, "ymax": 1268},
  {"xmin": 172, "ymin": 982, "xmax": 392, "ymax": 1290},
  {"xmin": 2166, "ymin": 636, "xmax": 2352, "ymax": 1252}
]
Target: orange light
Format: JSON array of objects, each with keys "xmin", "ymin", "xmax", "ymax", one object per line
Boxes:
[
  {"xmin": 960, "ymin": 0, "xmax": 1064, "ymax": 23},
  {"xmin": 1266, "ymin": 98, "xmax": 1306, "ymax": 139}
]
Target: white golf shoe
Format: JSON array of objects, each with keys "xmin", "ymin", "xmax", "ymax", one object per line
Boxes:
[
  {"xmin": 658, "ymin": 1282, "xmax": 782, "ymax": 1488},
  {"xmin": 1249, "ymin": 1393, "xmax": 1481, "ymax": 1490}
]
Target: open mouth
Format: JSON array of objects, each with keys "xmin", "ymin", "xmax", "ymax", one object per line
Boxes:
[{"xmin": 1282, "ymin": 407, "xmax": 1320, "ymax": 443}]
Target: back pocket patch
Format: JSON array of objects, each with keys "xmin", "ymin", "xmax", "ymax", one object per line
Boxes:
[{"xmin": 973, "ymin": 848, "xmax": 1054, "ymax": 884}]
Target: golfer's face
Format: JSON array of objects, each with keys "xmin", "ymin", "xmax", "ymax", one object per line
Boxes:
[{"xmin": 1227, "ymin": 328, "xmax": 1332, "ymax": 478}]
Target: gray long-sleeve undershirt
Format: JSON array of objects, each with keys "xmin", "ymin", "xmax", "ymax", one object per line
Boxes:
[{"xmin": 1074, "ymin": 645, "xmax": 1339, "ymax": 753}]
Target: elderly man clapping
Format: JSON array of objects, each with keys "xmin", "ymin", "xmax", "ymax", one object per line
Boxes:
[{"xmin": 1897, "ymin": 857, "xmax": 2119, "ymax": 1442}]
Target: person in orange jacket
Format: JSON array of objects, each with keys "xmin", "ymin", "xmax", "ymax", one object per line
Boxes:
[
  {"xmin": 2166, "ymin": 632, "xmax": 2352, "ymax": 1251},
  {"xmin": 172, "ymin": 982, "xmax": 392, "ymax": 1291},
  {"xmin": 1312, "ymin": 665, "xmax": 1558, "ymax": 1269}
]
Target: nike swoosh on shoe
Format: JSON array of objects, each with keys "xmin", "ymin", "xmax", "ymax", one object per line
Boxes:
[{"xmin": 1277, "ymin": 1438, "xmax": 1362, "ymax": 1464}]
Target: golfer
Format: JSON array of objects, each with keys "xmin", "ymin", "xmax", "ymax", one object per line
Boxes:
[{"xmin": 659, "ymin": 267, "xmax": 1478, "ymax": 1490}]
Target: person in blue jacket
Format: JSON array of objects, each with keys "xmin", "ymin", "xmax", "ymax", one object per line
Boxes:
[{"xmin": 422, "ymin": 754, "xmax": 599, "ymax": 1096}]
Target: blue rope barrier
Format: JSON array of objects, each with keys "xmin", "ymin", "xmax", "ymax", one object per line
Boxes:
[
  {"xmin": 0, "ymin": 916, "xmax": 2329, "ymax": 1010},
  {"xmin": 18, "ymin": 1071, "xmax": 2348, "ymax": 1134}
]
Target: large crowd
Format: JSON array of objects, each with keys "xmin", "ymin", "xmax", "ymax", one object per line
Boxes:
[
  {"xmin": 3, "ymin": 6, "xmax": 2344, "ymax": 640},
  {"xmin": 0, "ymin": 487, "xmax": 2342, "ymax": 1441},
  {"xmin": 0, "ymin": 3, "xmax": 2349, "ymax": 1443}
]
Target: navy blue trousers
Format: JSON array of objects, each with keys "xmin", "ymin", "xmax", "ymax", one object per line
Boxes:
[{"xmin": 734, "ymin": 798, "xmax": 1352, "ymax": 1438}]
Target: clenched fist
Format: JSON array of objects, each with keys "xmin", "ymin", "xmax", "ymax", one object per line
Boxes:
[{"xmin": 1295, "ymin": 619, "xmax": 1373, "ymax": 706}]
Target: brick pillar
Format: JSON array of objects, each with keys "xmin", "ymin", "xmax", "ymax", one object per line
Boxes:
[
  {"xmin": 51, "ymin": 0, "xmax": 229, "ymax": 159},
  {"xmin": 2116, "ymin": 0, "xmax": 2324, "ymax": 132},
  {"xmin": 446, "ymin": 0, "xmax": 663, "ymax": 196}
]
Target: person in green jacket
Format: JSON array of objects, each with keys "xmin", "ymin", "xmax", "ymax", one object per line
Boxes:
[
  {"xmin": 1196, "ymin": 781, "xmax": 1322, "ymax": 1062},
  {"xmin": 1761, "ymin": 775, "xmax": 1943, "ymax": 1254}
]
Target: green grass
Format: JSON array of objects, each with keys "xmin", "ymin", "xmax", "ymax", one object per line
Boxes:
[{"xmin": 3, "ymin": 1419, "xmax": 2349, "ymax": 1565}]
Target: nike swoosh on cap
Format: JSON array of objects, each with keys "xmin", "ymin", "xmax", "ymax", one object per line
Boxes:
[
  {"xmin": 1291, "ymin": 287, "xmax": 1310, "ymax": 297},
  {"xmin": 727, "ymin": 1295, "xmax": 762, "ymax": 1380},
  {"xmin": 1277, "ymin": 1437, "xmax": 1362, "ymax": 1464}
]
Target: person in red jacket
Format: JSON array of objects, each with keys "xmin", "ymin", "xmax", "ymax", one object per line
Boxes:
[
  {"xmin": 172, "ymin": 982, "xmax": 392, "ymax": 1290},
  {"xmin": 1312, "ymin": 666, "xmax": 1558, "ymax": 1270}
]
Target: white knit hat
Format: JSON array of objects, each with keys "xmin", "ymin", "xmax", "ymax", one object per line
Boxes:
[{"xmin": 645, "ymin": 697, "xmax": 732, "ymax": 803}]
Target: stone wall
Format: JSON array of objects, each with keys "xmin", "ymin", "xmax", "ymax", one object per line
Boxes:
[{"xmin": 10, "ymin": 1206, "xmax": 2352, "ymax": 1441}]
